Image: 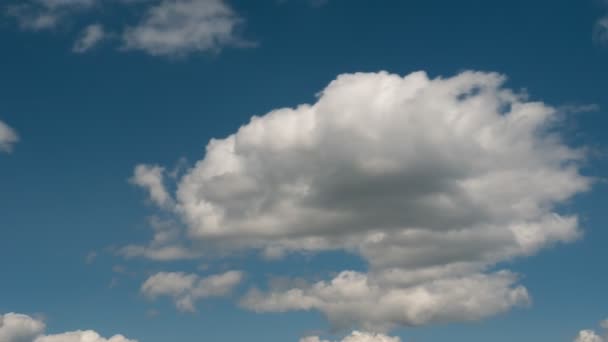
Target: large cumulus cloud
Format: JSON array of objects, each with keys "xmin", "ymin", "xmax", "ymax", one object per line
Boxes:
[
  {"xmin": 129, "ymin": 70, "xmax": 591, "ymax": 331},
  {"xmin": 0, "ymin": 313, "xmax": 136, "ymax": 342}
]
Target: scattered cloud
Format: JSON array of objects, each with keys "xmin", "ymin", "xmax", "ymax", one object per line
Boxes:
[
  {"xmin": 72, "ymin": 23, "xmax": 106, "ymax": 53},
  {"xmin": 0, "ymin": 120, "xmax": 19, "ymax": 153},
  {"xmin": 0, "ymin": 313, "xmax": 45, "ymax": 342},
  {"xmin": 595, "ymin": 16, "xmax": 608, "ymax": 44},
  {"xmin": 243, "ymin": 270, "xmax": 529, "ymax": 331},
  {"xmin": 6, "ymin": 0, "xmax": 252, "ymax": 57},
  {"xmin": 122, "ymin": 0, "xmax": 251, "ymax": 57},
  {"xmin": 574, "ymin": 318, "xmax": 608, "ymax": 342},
  {"xmin": 128, "ymin": 70, "xmax": 591, "ymax": 331},
  {"xmin": 141, "ymin": 270, "xmax": 244, "ymax": 312},
  {"xmin": 119, "ymin": 216, "xmax": 199, "ymax": 261},
  {"xmin": 575, "ymin": 330, "xmax": 604, "ymax": 342},
  {"xmin": 300, "ymin": 331, "xmax": 400, "ymax": 342},
  {"xmin": 6, "ymin": 0, "xmax": 97, "ymax": 31},
  {"xmin": 36, "ymin": 331, "xmax": 136, "ymax": 342},
  {"xmin": 131, "ymin": 165, "xmax": 174, "ymax": 208},
  {"xmin": 0, "ymin": 312, "xmax": 136, "ymax": 342},
  {"xmin": 85, "ymin": 251, "xmax": 98, "ymax": 264}
]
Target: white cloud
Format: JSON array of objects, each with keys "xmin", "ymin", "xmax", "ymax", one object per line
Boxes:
[
  {"xmin": 243, "ymin": 270, "xmax": 529, "ymax": 331},
  {"xmin": 595, "ymin": 16, "xmax": 608, "ymax": 44},
  {"xmin": 300, "ymin": 331, "xmax": 400, "ymax": 342},
  {"xmin": 0, "ymin": 120, "xmax": 19, "ymax": 153},
  {"xmin": 130, "ymin": 70, "xmax": 591, "ymax": 330},
  {"xmin": 73, "ymin": 23, "xmax": 106, "ymax": 53},
  {"xmin": 141, "ymin": 270, "xmax": 244, "ymax": 312},
  {"xmin": 35, "ymin": 331, "xmax": 136, "ymax": 342},
  {"xmin": 575, "ymin": 330, "xmax": 604, "ymax": 342},
  {"xmin": 131, "ymin": 165, "xmax": 174, "ymax": 208},
  {"xmin": 6, "ymin": 0, "xmax": 96, "ymax": 31},
  {"xmin": 7, "ymin": 0, "xmax": 252, "ymax": 57},
  {"xmin": 0, "ymin": 313, "xmax": 136, "ymax": 342},
  {"xmin": 0, "ymin": 313, "xmax": 45, "ymax": 342},
  {"xmin": 122, "ymin": 0, "xmax": 250, "ymax": 57}
]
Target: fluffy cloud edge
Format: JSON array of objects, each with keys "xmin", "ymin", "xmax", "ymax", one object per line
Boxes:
[
  {"xmin": 127, "ymin": 70, "xmax": 591, "ymax": 331},
  {"xmin": 0, "ymin": 312, "xmax": 137, "ymax": 342},
  {"xmin": 7, "ymin": 0, "xmax": 254, "ymax": 57},
  {"xmin": 0, "ymin": 120, "xmax": 19, "ymax": 153},
  {"xmin": 141, "ymin": 270, "xmax": 244, "ymax": 312},
  {"xmin": 300, "ymin": 331, "xmax": 401, "ymax": 342}
]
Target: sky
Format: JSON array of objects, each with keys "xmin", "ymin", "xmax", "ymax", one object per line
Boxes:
[{"xmin": 0, "ymin": 0, "xmax": 607, "ymax": 341}]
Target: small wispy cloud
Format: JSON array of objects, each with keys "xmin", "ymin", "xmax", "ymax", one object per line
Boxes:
[
  {"xmin": 0, "ymin": 120, "xmax": 19, "ymax": 153},
  {"xmin": 6, "ymin": 0, "xmax": 255, "ymax": 58},
  {"xmin": 122, "ymin": 0, "xmax": 253, "ymax": 57},
  {"xmin": 73, "ymin": 23, "xmax": 106, "ymax": 53},
  {"xmin": 6, "ymin": 0, "xmax": 96, "ymax": 31}
]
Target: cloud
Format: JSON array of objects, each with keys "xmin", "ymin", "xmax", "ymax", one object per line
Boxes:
[
  {"xmin": 141, "ymin": 270, "xmax": 244, "ymax": 312},
  {"xmin": 7, "ymin": 0, "xmax": 252, "ymax": 57},
  {"xmin": 575, "ymin": 330, "xmax": 604, "ymax": 342},
  {"xmin": 300, "ymin": 331, "xmax": 400, "ymax": 342},
  {"xmin": 73, "ymin": 23, "xmax": 105, "ymax": 53},
  {"xmin": 131, "ymin": 165, "xmax": 174, "ymax": 208},
  {"xmin": 119, "ymin": 216, "xmax": 200, "ymax": 261},
  {"xmin": 595, "ymin": 16, "xmax": 608, "ymax": 44},
  {"xmin": 0, "ymin": 120, "xmax": 19, "ymax": 153},
  {"xmin": 6, "ymin": 0, "xmax": 97, "ymax": 31},
  {"xmin": 574, "ymin": 317, "xmax": 608, "ymax": 342},
  {"xmin": 243, "ymin": 270, "xmax": 529, "ymax": 331},
  {"xmin": 0, "ymin": 313, "xmax": 45, "ymax": 342},
  {"xmin": 0, "ymin": 312, "xmax": 136, "ymax": 342},
  {"xmin": 35, "ymin": 331, "xmax": 136, "ymax": 342},
  {"xmin": 122, "ymin": 0, "xmax": 251, "ymax": 57},
  {"xmin": 129, "ymin": 70, "xmax": 590, "ymax": 330}
]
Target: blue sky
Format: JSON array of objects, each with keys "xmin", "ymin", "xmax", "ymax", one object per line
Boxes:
[{"xmin": 0, "ymin": 1, "xmax": 607, "ymax": 342}]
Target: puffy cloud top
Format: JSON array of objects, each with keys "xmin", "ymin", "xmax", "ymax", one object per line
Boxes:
[
  {"xmin": 0, "ymin": 313, "xmax": 136, "ymax": 342},
  {"xmin": 0, "ymin": 313, "xmax": 45, "ymax": 342},
  {"xmin": 575, "ymin": 330, "xmax": 605, "ymax": 342},
  {"xmin": 130, "ymin": 70, "xmax": 591, "ymax": 331},
  {"xmin": 301, "ymin": 331, "xmax": 401, "ymax": 342},
  {"xmin": 0, "ymin": 120, "xmax": 19, "ymax": 153},
  {"xmin": 36, "ymin": 330, "xmax": 136, "ymax": 342}
]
